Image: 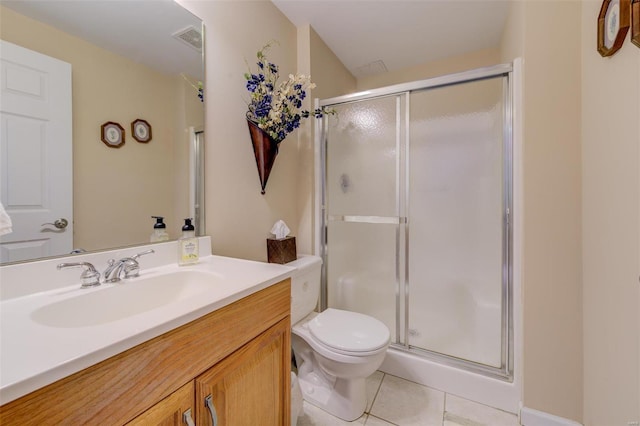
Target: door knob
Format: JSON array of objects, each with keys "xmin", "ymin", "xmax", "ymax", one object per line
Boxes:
[{"xmin": 41, "ymin": 218, "xmax": 68, "ymax": 229}]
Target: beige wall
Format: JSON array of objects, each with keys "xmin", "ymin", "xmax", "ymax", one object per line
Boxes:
[
  {"xmin": 581, "ymin": 0, "xmax": 640, "ymax": 423},
  {"xmin": 295, "ymin": 25, "xmax": 313, "ymax": 255},
  {"xmin": 310, "ymin": 27, "xmax": 358, "ymax": 100},
  {"xmin": 500, "ymin": 0, "xmax": 524, "ymax": 64},
  {"xmin": 357, "ymin": 47, "xmax": 500, "ymax": 91},
  {"xmin": 0, "ymin": 6, "xmax": 196, "ymax": 250},
  {"xmin": 503, "ymin": 0, "xmax": 584, "ymax": 421},
  {"xmin": 178, "ymin": 0, "xmax": 298, "ymax": 261}
]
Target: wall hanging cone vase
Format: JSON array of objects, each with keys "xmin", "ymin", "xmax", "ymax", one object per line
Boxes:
[{"xmin": 247, "ymin": 119, "xmax": 280, "ymax": 194}]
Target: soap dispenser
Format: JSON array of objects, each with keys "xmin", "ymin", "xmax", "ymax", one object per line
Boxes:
[
  {"xmin": 150, "ymin": 216, "xmax": 169, "ymax": 242},
  {"xmin": 178, "ymin": 218, "xmax": 199, "ymax": 265}
]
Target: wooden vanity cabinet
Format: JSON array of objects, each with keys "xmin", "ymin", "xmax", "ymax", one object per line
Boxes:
[
  {"xmin": 126, "ymin": 318, "xmax": 290, "ymax": 426},
  {"xmin": 0, "ymin": 280, "xmax": 291, "ymax": 426},
  {"xmin": 195, "ymin": 318, "xmax": 289, "ymax": 425}
]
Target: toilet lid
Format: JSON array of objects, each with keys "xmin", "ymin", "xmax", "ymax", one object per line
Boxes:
[{"xmin": 308, "ymin": 308, "xmax": 390, "ymax": 353}]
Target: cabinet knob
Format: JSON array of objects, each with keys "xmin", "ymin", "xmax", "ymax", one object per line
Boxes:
[{"xmin": 205, "ymin": 395, "xmax": 218, "ymax": 426}]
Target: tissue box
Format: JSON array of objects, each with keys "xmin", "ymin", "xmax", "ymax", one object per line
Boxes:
[{"xmin": 267, "ymin": 236, "xmax": 296, "ymax": 264}]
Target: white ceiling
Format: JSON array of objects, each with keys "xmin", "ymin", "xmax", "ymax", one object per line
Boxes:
[
  {"xmin": 2, "ymin": 0, "xmax": 203, "ymax": 79},
  {"xmin": 272, "ymin": 0, "xmax": 510, "ymax": 77},
  {"xmin": 3, "ymin": 0, "xmax": 508, "ymax": 81}
]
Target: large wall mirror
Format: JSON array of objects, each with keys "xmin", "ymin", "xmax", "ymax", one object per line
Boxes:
[{"xmin": 0, "ymin": 0, "xmax": 205, "ymax": 264}]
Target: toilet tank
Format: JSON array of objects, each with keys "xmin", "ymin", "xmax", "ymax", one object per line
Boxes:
[{"xmin": 286, "ymin": 255, "xmax": 322, "ymax": 324}]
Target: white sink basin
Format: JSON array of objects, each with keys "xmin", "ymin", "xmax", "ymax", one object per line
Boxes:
[{"xmin": 30, "ymin": 270, "xmax": 221, "ymax": 328}]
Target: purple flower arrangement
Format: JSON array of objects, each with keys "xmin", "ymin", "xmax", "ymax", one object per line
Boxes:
[{"xmin": 245, "ymin": 43, "xmax": 334, "ymax": 143}]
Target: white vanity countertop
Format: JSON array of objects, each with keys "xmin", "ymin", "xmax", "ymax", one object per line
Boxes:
[{"xmin": 0, "ymin": 250, "xmax": 294, "ymax": 405}]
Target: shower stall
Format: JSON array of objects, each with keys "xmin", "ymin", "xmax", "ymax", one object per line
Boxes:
[{"xmin": 315, "ymin": 63, "xmax": 520, "ymax": 412}]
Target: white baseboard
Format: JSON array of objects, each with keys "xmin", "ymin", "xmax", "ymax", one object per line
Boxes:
[{"xmin": 521, "ymin": 407, "xmax": 583, "ymax": 426}]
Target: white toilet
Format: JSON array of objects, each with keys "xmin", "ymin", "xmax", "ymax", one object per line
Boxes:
[{"xmin": 287, "ymin": 256, "xmax": 390, "ymax": 421}]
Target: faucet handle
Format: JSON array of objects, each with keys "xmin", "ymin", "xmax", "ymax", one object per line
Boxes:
[
  {"xmin": 132, "ymin": 249, "xmax": 155, "ymax": 261},
  {"xmin": 124, "ymin": 249, "xmax": 155, "ymax": 278},
  {"xmin": 57, "ymin": 262, "xmax": 101, "ymax": 288}
]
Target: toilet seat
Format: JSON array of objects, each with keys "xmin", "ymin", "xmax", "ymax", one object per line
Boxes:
[{"xmin": 308, "ymin": 308, "xmax": 390, "ymax": 355}]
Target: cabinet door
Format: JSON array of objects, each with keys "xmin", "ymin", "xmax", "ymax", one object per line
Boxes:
[
  {"xmin": 195, "ymin": 318, "xmax": 290, "ymax": 426},
  {"xmin": 126, "ymin": 381, "xmax": 195, "ymax": 426}
]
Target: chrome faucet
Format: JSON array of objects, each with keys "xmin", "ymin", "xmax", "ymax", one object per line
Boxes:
[
  {"xmin": 103, "ymin": 259, "xmax": 127, "ymax": 283},
  {"xmin": 103, "ymin": 249, "xmax": 155, "ymax": 283},
  {"xmin": 57, "ymin": 262, "xmax": 101, "ymax": 288}
]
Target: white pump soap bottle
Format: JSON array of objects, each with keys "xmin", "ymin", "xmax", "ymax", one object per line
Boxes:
[
  {"xmin": 178, "ymin": 218, "xmax": 199, "ymax": 265},
  {"xmin": 150, "ymin": 216, "xmax": 169, "ymax": 242}
]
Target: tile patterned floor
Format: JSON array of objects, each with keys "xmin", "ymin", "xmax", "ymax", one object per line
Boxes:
[{"xmin": 296, "ymin": 371, "xmax": 521, "ymax": 426}]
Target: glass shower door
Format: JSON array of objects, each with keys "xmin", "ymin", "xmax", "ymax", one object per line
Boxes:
[
  {"xmin": 320, "ymin": 67, "xmax": 512, "ymax": 377},
  {"xmin": 408, "ymin": 77, "xmax": 508, "ymax": 368},
  {"xmin": 324, "ymin": 95, "xmax": 405, "ymax": 344}
]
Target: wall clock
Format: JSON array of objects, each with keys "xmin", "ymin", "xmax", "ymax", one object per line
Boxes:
[
  {"xmin": 598, "ymin": 0, "xmax": 631, "ymax": 57},
  {"xmin": 101, "ymin": 121, "xmax": 125, "ymax": 148},
  {"xmin": 131, "ymin": 119, "xmax": 152, "ymax": 143}
]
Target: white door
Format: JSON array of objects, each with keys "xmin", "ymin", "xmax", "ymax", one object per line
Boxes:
[{"xmin": 0, "ymin": 40, "xmax": 73, "ymax": 263}]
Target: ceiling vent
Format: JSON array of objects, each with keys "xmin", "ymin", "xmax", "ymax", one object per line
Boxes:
[
  {"xmin": 355, "ymin": 60, "xmax": 388, "ymax": 77},
  {"xmin": 172, "ymin": 26, "xmax": 202, "ymax": 52}
]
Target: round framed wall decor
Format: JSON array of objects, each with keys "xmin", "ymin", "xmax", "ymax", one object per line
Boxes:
[
  {"xmin": 597, "ymin": 0, "xmax": 631, "ymax": 57},
  {"xmin": 101, "ymin": 121, "xmax": 125, "ymax": 148},
  {"xmin": 131, "ymin": 119, "xmax": 152, "ymax": 143}
]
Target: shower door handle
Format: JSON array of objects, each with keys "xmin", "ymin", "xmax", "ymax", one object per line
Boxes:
[{"xmin": 328, "ymin": 215, "xmax": 405, "ymax": 224}]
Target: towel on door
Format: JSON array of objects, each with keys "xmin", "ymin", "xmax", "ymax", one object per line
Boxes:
[{"xmin": 0, "ymin": 202, "xmax": 13, "ymax": 236}]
